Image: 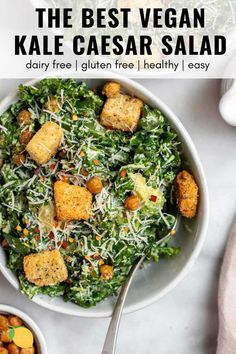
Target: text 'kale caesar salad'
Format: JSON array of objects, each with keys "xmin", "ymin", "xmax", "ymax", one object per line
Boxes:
[{"xmin": 0, "ymin": 79, "xmax": 198, "ymax": 307}]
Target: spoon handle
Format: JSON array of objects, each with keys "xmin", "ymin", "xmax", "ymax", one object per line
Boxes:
[
  {"xmin": 101, "ymin": 218, "xmax": 179, "ymax": 354},
  {"xmin": 102, "ymin": 256, "xmax": 144, "ymax": 354}
]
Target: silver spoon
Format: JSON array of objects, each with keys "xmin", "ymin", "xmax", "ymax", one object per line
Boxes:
[{"xmin": 102, "ymin": 216, "xmax": 179, "ymax": 354}]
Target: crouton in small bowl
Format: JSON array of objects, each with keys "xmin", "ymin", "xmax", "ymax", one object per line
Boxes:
[{"xmin": 0, "ymin": 72, "xmax": 209, "ymax": 317}]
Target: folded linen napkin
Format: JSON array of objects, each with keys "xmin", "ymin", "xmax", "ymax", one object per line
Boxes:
[{"xmin": 217, "ymin": 219, "xmax": 236, "ymax": 354}]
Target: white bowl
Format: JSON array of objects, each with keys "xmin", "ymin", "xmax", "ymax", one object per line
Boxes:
[
  {"xmin": 219, "ymin": 79, "xmax": 236, "ymax": 126},
  {"xmin": 0, "ymin": 304, "xmax": 47, "ymax": 353},
  {"xmin": 0, "ymin": 72, "xmax": 209, "ymax": 317}
]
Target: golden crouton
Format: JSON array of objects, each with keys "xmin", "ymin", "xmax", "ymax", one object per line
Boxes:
[
  {"xmin": 174, "ymin": 170, "xmax": 199, "ymax": 218},
  {"xmin": 100, "ymin": 93, "xmax": 143, "ymax": 132},
  {"xmin": 54, "ymin": 181, "xmax": 92, "ymax": 221},
  {"xmin": 23, "ymin": 250, "xmax": 68, "ymax": 287},
  {"xmin": 102, "ymin": 82, "xmax": 121, "ymax": 98},
  {"xmin": 26, "ymin": 122, "xmax": 63, "ymax": 165}
]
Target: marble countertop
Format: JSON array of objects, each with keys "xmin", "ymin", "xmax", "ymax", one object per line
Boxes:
[{"xmin": 0, "ymin": 78, "xmax": 235, "ymax": 354}]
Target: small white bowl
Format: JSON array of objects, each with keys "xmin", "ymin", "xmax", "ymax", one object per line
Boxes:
[
  {"xmin": 219, "ymin": 79, "xmax": 236, "ymax": 126},
  {"xmin": 0, "ymin": 304, "xmax": 47, "ymax": 353},
  {"xmin": 0, "ymin": 72, "xmax": 209, "ymax": 317}
]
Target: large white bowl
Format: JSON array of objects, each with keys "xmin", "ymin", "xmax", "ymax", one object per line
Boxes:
[{"xmin": 0, "ymin": 72, "xmax": 209, "ymax": 317}]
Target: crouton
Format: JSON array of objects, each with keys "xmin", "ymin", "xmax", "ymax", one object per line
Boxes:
[
  {"xmin": 100, "ymin": 93, "xmax": 143, "ymax": 132},
  {"xmin": 54, "ymin": 181, "xmax": 92, "ymax": 221},
  {"xmin": 102, "ymin": 82, "xmax": 121, "ymax": 98},
  {"xmin": 26, "ymin": 122, "xmax": 63, "ymax": 165},
  {"xmin": 23, "ymin": 250, "xmax": 68, "ymax": 287},
  {"xmin": 174, "ymin": 170, "xmax": 198, "ymax": 218}
]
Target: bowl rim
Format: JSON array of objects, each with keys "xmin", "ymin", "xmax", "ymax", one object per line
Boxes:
[
  {"xmin": 0, "ymin": 304, "xmax": 48, "ymax": 353},
  {"xmin": 0, "ymin": 71, "xmax": 209, "ymax": 317}
]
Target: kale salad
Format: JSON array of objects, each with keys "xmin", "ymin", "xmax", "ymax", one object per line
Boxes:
[{"xmin": 0, "ymin": 79, "xmax": 181, "ymax": 308}]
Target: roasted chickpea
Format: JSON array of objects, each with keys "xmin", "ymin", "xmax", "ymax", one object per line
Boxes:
[
  {"xmin": 0, "ymin": 347, "xmax": 8, "ymax": 354},
  {"xmin": 93, "ymin": 159, "xmax": 99, "ymax": 166},
  {"xmin": 86, "ymin": 177, "xmax": 103, "ymax": 194},
  {"xmin": 1, "ymin": 330, "xmax": 11, "ymax": 343},
  {"xmin": 17, "ymin": 111, "xmax": 31, "ymax": 126},
  {"xmin": 1, "ymin": 239, "xmax": 9, "ymax": 248},
  {"xmin": 120, "ymin": 169, "xmax": 127, "ymax": 178},
  {"xmin": 45, "ymin": 97, "xmax": 60, "ymax": 113},
  {"xmin": 20, "ymin": 348, "xmax": 35, "ymax": 354},
  {"xmin": 8, "ymin": 316, "xmax": 22, "ymax": 327},
  {"xmin": 79, "ymin": 150, "xmax": 85, "ymax": 157},
  {"xmin": 19, "ymin": 130, "xmax": 33, "ymax": 145},
  {"xmin": 0, "ymin": 316, "xmax": 9, "ymax": 331},
  {"xmin": 8, "ymin": 343, "xmax": 20, "ymax": 354},
  {"xmin": 72, "ymin": 113, "xmax": 79, "ymax": 121},
  {"xmin": 12, "ymin": 153, "xmax": 25, "ymax": 166},
  {"xmin": 80, "ymin": 167, "xmax": 88, "ymax": 176},
  {"xmin": 124, "ymin": 194, "xmax": 141, "ymax": 211},
  {"xmin": 58, "ymin": 150, "xmax": 66, "ymax": 158},
  {"xmin": 100, "ymin": 264, "xmax": 114, "ymax": 280}
]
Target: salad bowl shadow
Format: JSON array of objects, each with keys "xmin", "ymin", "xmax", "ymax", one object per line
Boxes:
[{"xmin": 0, "ymin": 72, "xmax": 209, "ymax": 317}]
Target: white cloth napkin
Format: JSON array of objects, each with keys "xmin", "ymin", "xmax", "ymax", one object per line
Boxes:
[{"xmin": 217, "ymin": 219, "xmax": 236, "ymax": 354}]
